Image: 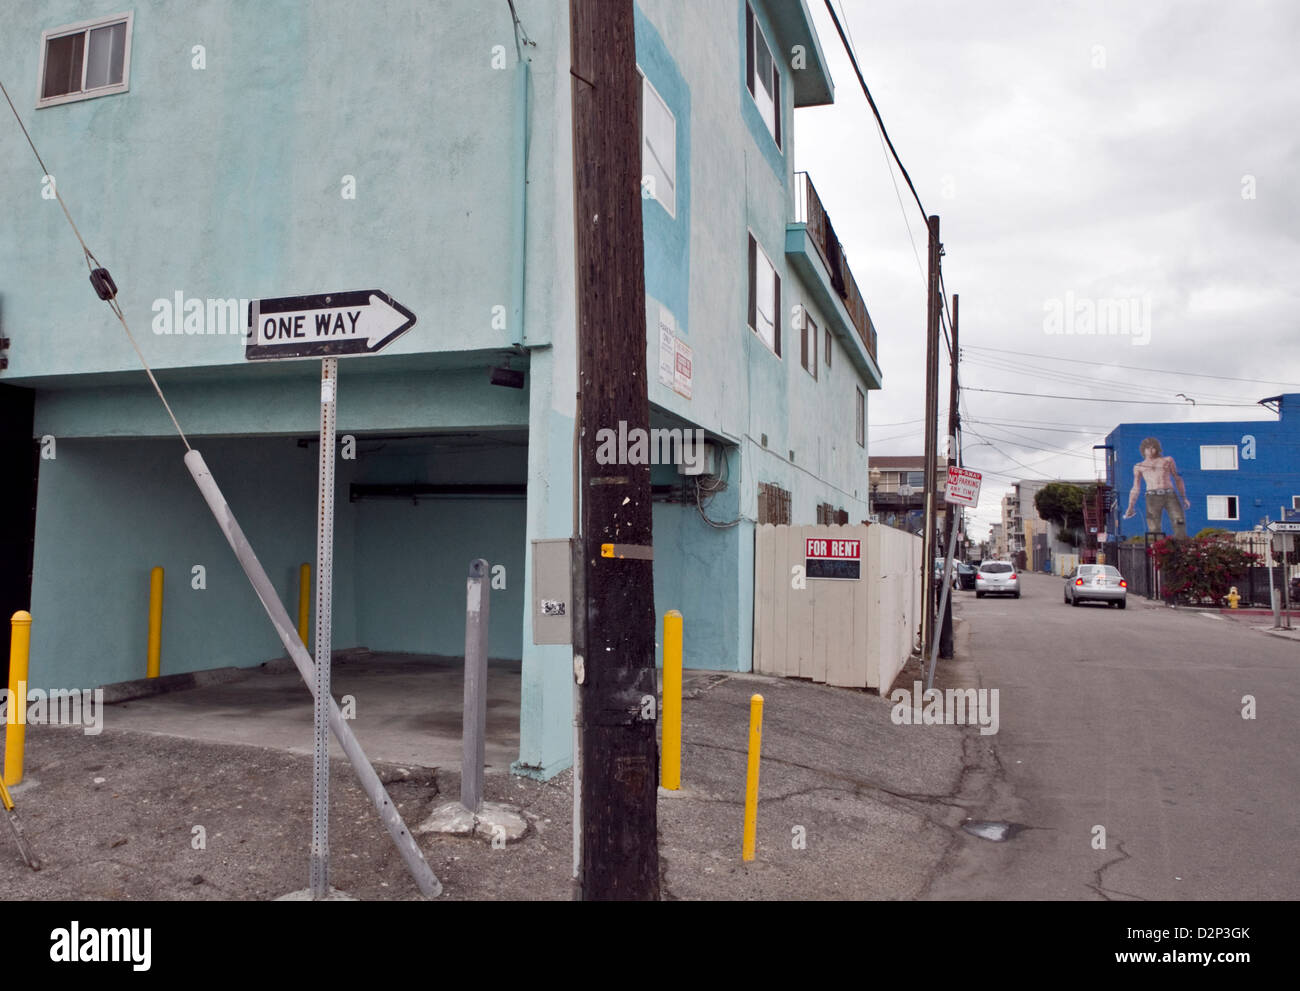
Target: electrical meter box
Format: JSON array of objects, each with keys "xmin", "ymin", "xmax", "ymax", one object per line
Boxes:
[{"xmin": 531, "ymin": 538, "xmax": 573, "ymax": 645}]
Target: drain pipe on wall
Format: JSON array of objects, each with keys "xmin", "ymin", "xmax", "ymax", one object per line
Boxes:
[{"xmin": 509, "ymin": 6, "xmax": 533, "ymax": 349}]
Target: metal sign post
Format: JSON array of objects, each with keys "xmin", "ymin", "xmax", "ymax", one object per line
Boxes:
[
  {"xmin": 242, "ymin": 289, "xmax": 426, "ymax": 898},
  {"xmin": 310, "ymin": 358, "xmax": 338, "ymax": 898},
  {"xmin": 926, "ymin": 467, "xmax": 981, "ymax": 691}
]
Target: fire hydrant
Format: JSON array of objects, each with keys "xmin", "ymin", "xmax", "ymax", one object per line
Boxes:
[{"xmin": 1227, "ymin": 586, "xmax": 1241, "ymax": 609}]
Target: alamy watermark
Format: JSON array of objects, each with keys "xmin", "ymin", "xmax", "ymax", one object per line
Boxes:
[
  {"xmin": 1, "ymin": 683, "xmax": 104, "ymax": 735},
  {"xmin": 151, "ymin": 292, "xmax": 250, "ymax": 336},
  {"xmin": 594, "ymin": 421, "xmax": 706, "ymax": 471},
  {"xmin": 1043, "ymin": 291, "xmax": 1150, "ymax": 346},
  {"xmin": 889, "ymin": 681, "xmax": 999, "ymax": 735}
]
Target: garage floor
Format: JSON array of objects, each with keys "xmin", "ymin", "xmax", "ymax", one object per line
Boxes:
[{"xmin": 102, "ymin": 652, "xmax": 522, "ymax": 772}]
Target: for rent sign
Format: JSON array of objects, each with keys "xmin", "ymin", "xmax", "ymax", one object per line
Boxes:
[{"xmin": 806, "ymin": 537, "xmax": 861, "ymax": 580}]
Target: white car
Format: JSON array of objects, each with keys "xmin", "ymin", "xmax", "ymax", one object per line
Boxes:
[{"xmin": 975, "ymin": 561, "xmax": 1020, "ymax": 599}]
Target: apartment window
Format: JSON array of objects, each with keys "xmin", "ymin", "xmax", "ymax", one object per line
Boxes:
[
  {"xmin": 824, "ymin": 328, "xmax": 832, "ymax": 368},
  {"xmin": 1293, "ymin": 496, "xmax": 1300, "ymax": 511},
  {"xmin": 800, "ymin": 310, "xmax": 818, "ymax": 380},
  {"xmin": 1206, "ymin": 495, "xmax": 1239, "ymax": 521},
  {"xmin": 745, "ymin": 3, "xmax": 781, "ymax": 148},
  {"xmin": 855, "ymin": 387, "xmax": 865, "ymax": 447},
  {"xmin": 906, "ymin": 471, "xmax": 925, "ymax": 489},
  {"xmin": 38, "ymin": 13, "xmax": 133, "ymax": 107},
  {"xmin": 758, "ymin": 482, "xmax": 791, "ymax": 525},
  {"xmin": 816, "ymin": 503, "xmax": 848, "ymax": 525},
  {"xmin": 748, "ymin": 232, "xmax": 781, "ymax": 356},
  {"xmin": 1200, "ymin": 445, "xmax": 1238, "ymax": 470},
  {"xmin": 639, "ymin": 70, "xmax": 676, "ymax": 218}
]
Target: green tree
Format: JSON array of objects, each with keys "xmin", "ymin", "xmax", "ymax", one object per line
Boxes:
[{"xmin": 1034, "ymin": 482, "xmax": 1087, "ymax": 544}]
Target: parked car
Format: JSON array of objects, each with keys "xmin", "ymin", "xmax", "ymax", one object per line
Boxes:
[
  {"xmin": 975, "ymin": 561, "xmax": 1019, "ymax": 599},
  {"xmin": 1064, "ymin": 564, "xmax": 1127, "ymax": 608},
  {"xmin": 954, "ymin": 561, "xmax": 977, "ymax": 590},
  {"xmin": 933, "ymin": 558, "xmax": 959, "ymax": 589}
]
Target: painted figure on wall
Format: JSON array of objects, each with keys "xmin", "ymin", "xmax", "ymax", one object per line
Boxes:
[{"xmin": 1123, "ymin": 436, "xmax": 1189, "ymax": 537}]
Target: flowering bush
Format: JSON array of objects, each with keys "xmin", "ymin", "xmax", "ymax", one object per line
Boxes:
[{"xmin": 1151, "ymin": 534, "xmax": 1259, "ymax": 606}]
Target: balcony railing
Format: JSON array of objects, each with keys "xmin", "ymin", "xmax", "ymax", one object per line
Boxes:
[{"xmin": 793, "ymin": 171, "xmax": 878, "ymax": 363}]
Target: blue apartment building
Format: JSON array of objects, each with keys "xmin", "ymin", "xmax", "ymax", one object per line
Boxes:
[
  {"xmin": 1102, "ymin": 394, "xmax": 1300, "ymax": 540},
  {"xmin": 0, "ymin": 1, "xmax": 882, "ymax": 778}
]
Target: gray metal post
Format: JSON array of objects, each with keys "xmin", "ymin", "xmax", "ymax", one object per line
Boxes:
[
  {"xmin": 182, "ymin": 449, "xmax": 441, "ymax": 898},
  {"xmin": 925, "ymin": 519, "xmax": 960, "ymax": 692},
  {"xmin": 310, "ymin": 358, "xmax": 337, "ymax": 898},
  {"xmin": 461, "ymin": 558, "xmax": 490, "ymax": 813}
]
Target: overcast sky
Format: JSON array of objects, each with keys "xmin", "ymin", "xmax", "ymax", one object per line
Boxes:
[{"xmin": 794, "ymin": 0, "xmax": 1300, "ymax": 540}]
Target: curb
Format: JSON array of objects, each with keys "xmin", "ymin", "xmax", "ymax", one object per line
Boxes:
[{"xmin": 100, "ymin": 647, "xmax": 376, "ymax": 703}]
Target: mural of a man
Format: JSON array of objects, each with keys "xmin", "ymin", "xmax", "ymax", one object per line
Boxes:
[{"xmin": 1123, "ymin": 436, "xmax": 1190, "ymax": 537}]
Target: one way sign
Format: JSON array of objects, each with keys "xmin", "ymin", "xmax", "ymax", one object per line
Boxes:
[{"xmin": 246, "ymin": 290, "xmax": 416, "ymax": 360}]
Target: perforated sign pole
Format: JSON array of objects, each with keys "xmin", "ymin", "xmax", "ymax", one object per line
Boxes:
[{"xmin": 310, "ymin": 357, "xmax": 338, "ymax": 898}]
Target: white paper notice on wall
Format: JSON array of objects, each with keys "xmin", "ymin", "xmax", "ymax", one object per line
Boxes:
[
  {"xmin": 658, "ymin": 311, "xmax": 676, "ymax": 388},
  {"xmin": 673, "ymin": 338, "xmax": 693, "ymax": 400}
]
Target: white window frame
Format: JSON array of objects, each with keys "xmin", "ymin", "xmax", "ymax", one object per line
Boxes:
[
  {"xmin": 855, "ymin": 387, "xmax": 865, "ymax": 448},
  {"xmin": 1206, "ymin": 495, "xmax": 1239, "ymax": 521},
  {"xmin": 1199, "ymin": 445, "xmax": 1238, "ymax": 470},
  {"xmin": 745, "ymin": 3, "xmax": 781, "ymax": 149},
  {"xmin": 638, "ymin": 68, "xmax": 676, "ymax": 218},
  {"xmin": 36, "ymin": 11, "xmax": 134, "ymax": 109},
  {"xmin": 1292, "ymin": 495, "xmax": 1300, "ymax": 511},
  {"xmin": 800, "ymin": 309, "xmax": 818, "ymax": 380},
  {"xmin": 748, "ymin": 230, "xmax": 780, "ymax": 357}
]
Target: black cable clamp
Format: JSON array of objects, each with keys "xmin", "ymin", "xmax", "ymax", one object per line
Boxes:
[{"xmin": 89, "ymin": 267, "xmax": 118, "ymax": 301}]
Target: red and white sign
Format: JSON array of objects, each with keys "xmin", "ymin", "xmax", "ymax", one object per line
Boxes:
[
  {"xmin": 944, "ymin": 466, "xmax": 982, "ymax": 506},
  {"xmin": 805, "ymin": 537, "xmax": 861, "ymax": 580},
  {"xmin": 806, "ymin": 538, "xmax": 860, "ymax": 559}
]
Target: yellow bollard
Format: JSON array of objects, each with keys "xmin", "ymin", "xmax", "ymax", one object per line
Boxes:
[
  {"xmin": 661, "ymin": 610, "xmax": 683, "ymax": 790},
  {"xmin": 147, "ymin": 566, "xmax": 164, "ymax": 679},
  {"xmin": 741, "ymin": 693, "xmax": 764, "ymax": 862},
  {"xmin": 297, "ymin": 563, "xmax": 312, "ymax": 644},
  {"xmin": 5, "ymin": 611, "xmax": 32, "ymax": 786}
]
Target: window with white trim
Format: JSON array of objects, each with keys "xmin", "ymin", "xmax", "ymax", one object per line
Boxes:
[
  {"xmin": 800, "ymin": 309, "xmax": 818, "ymax": 380},
  {"xmin": 1200, "ymin": 445, "xmax": 1238, "ymax": 470},
  {"xmin": 747, "ymin": 232, "xmax": 781, "ymax": 356},
  {"xmin": 639, "ymin": 70, "xmax": 676, "ymax": 218},
  {"xmin": 1206, "ymin": 495, "xmax": 1239, "ymax": 520},
  {"xmin": 745, "ymin": 3, "xmax": 781, "ymax": 149},
  {"xmin": 855, "ymin": 388, "xmax": 865, "ymax": 447},
  {"xmin": 1292, "ymin": 495, "xmax": 1299, "ymax": 511},
  {"xmin": 38, "ymin": 12, "xmax": 133, "ymax": 108}
]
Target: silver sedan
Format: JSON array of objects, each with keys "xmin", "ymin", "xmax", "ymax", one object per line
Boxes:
[{"xmin": 1064, "ymin": 564, "xmax": 1128, "ymax": 608}]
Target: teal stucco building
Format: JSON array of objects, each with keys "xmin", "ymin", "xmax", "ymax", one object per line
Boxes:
[{"xmin": 0, "ymin": 0, "xmax": 883, "ymax": 778}]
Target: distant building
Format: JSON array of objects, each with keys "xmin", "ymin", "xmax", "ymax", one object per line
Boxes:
[
  {"xmin": 998, "ymin": 478, "xmax": 1097, "ymax": 571},
  {"xmin": 1102, "ymin": 394, "xmax": 1300, "ymax": 541},
  {"xmin": 869, "ymin": 455, "xmax": 950, "ymax": 535}
]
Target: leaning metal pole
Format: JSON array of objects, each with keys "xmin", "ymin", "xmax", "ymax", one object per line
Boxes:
[{"xmin": 183, "ymin": 449, "xmax": 441, "ymax": 898}]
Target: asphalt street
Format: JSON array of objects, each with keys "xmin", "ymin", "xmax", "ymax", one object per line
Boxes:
[{"xmin": 926, "ymin": 572, "xmax": 1299, "ymax": 901}]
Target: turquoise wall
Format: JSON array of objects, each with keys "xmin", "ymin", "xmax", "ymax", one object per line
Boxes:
[
  {"xmin": 27, "ymin": 436, "xmax": 351, "ymax": 690},
  {"xmin": 26, "ymin": 431, "xmax": 530, "ymax": 691},
  {"xmin": 0, "ymin": 0, "xmax": 568, "ymax": 382}
]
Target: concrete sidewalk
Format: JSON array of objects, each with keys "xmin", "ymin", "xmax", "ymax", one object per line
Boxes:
[{"xmin": 0, "ymin": 636, "xmax": 992, "ymax": 900}]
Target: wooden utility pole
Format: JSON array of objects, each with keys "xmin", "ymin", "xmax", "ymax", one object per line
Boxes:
[
  {"xmin": 569, "ymin": 0, "xmax": 660, "ymax": 900},
  {"xmin": 920, "ymin": 215, "xmax": 942, "ymax": 660},
  {"xmin": 940, "ymin": 293, "xmax": 959, "ymax": 659}
]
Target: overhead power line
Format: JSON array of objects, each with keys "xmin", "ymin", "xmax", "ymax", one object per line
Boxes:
[
  {"xmin": 963, "ymin": 344, "xmax": 1300, "ymax": 390},
  {"xmin": 963, "ymin": 387, "xmax": 1262, "ymax": 408},
  {"xmin": 821, "ymin": 0, "xmax": 927, "ymax": 223}
]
